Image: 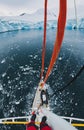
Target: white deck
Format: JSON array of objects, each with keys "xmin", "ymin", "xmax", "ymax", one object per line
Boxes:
[
  {"xmin": 40, "ymin": 108, "xmax": 77, "ymax": 130},
  {"xmin": 32, "ymin": 84, "xmax": 42, "ymax": 112}
]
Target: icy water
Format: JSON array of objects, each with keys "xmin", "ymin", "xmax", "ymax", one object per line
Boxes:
[{"xmin": 0, "ymin": 29, "xmax": 84, "ymax": 130}]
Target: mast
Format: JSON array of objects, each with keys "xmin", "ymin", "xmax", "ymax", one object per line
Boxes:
[{"xmin": 74, "ymin": 0, "xmax": 78, "ymax": 28}]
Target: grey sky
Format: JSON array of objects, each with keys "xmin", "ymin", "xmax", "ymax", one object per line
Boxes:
[{"xmin": 0, "ymin": 0, "xmax": 84, "ymax": 17}]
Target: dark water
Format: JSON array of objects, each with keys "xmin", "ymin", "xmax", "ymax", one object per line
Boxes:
[{"xmin": 0, "ymin": 29, "xmax": 84, "ymax": 130}]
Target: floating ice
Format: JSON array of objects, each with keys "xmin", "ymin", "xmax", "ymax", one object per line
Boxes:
[
  {"xmin": 29, "ymin": 55, "xmax": 33, "ymax": 58},
  {"xmin": 0, "ymin": 83, "xmax": 3, "ymax": 91},
  {"xmin": 70, "ymin": 73, "xmax": 75, "ymax": 78},
  {"xmin": 75, "ymin": 103, "xmax": 78, "ymax": 106},
  {"xmin": 15, "ymin": 77, "xmax": 19, "ymax": 81},
  {"xmin": 58, "ymin": 57, "xmax": 62, "ymax": 61},
  {"xmin": 22, "ymin": 66, "xmax": 32, "ymax": 71},
  {"xmin": 1, "ymin": 59, "xmax": 6, "ymax": 64},
  {"xmin": 71, "ymin": 113, "xmax": 74, "ymax": 116},
  {"xmin": 7, "ymin": 76, "xmax": 10, "ymax": 79},
  {"xmin": 34, "ymin": 55, "xmax": 38, "ymax": 59},
  {"xmin": 8, "ymin": 80, "xmax": 11, "ymax": 84},
  {"xmin": 19, "ymin": 66, "xmax": 24, "ymax": 69},
  {"xmin": 2, "ymin": 72, "xmax": 6, "ymax": 77},
  {"xmin": 15, "ymin": 101, "xmax": 20, "ymax": 105},
  {"xmin": 10, "ymin": 109, "xmax": 13, "ymax": 113},
  {"xmin": 7, "ymin": 93, "xmax": 10, "ymax": 97}
]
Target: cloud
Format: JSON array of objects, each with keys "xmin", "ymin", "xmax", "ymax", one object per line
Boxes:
[
  {"xmin": 0, "ymin": 0, "xmax": 84, "ymax": 17},
  {"xmin": 0, "ymin": 0, "xmax": 28, "ymax": 7}
]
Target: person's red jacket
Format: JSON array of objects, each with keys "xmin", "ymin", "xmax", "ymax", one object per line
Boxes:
[
  {"xmin": 26, "ymin": 126, "xmax": 38, "ymax": 130},
  {"xmin": 26, "ymin": 121, "xmax": 38, "ymax": 130},
  {"xmin": 40, "ymin": 122, "xmax": 52, "ymax": 130},
  {"xmin": 41, "ymin": 126, "xmax": 52, "ymax": 130}
]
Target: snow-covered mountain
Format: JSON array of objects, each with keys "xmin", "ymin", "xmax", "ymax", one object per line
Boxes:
[
  {"xmin": 0, "ymin": 9, "xmax": 57, "ymax": 22},
  {"xmin": 0, "ymin": 9, "xmax": 84, "ymax": 33}
]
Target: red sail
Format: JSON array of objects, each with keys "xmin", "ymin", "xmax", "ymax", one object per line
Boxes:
[{"xmin": 44, "ymin": 0, "xmax": 67, "ymax": 83}]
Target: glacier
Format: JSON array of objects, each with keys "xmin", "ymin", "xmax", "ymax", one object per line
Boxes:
[
  {"xmin": 0, "ymin": 10, "xmax": 84, "ymax": 33},
  {"xmin": 0, "ymin": 18, "xmax": 84, "ymax": 33}
]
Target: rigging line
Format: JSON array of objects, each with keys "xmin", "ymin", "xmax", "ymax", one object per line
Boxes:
[
  {"xmin": 56, "ymin": 29, "xmax": 81, "ymax": 89},
  {"xmin": 56, "ymin": 46, "xmax": 73, "ymax": 84},
  {"xmin": 55, "ymin": 0, "xmax": 78, "ymax": 83},
  {"xmin": 44, "ymin": 0, "xmax": 67, "ymax": 83},
  {"xmin": 51, "ymin": 65, "xmax": 84, "ymax": 96},
  {"xmin": 50, "ymin": 49, "xmax": 73, "ymax": 87},
  {"xmin": 58, "ymin": 65, "xmax": 84, "ymax": 92},
  {"xmin": 41, "ymin": 0, "xmax": 48, "ymax": 79},
  {"xmin": 56, "ymin": 28, "xmax": 78, "ymax": 83},
  {"xmin": 56, "ymin": 32, "xmax": 83, "ymax": 86}
]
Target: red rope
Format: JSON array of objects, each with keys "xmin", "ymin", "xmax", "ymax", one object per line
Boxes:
[
  {"xmin": 41, "ymin": 0, "xmax": 48, "ymax": 79},
  {"xmin": 44, "ymin": 0, "xmax": 67, "ymax": 83}
]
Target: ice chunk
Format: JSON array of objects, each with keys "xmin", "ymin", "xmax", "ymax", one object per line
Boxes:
[
  {"xmin": 0, "ymin": 83, "xmax": 3, "ymax": 91},
  {"xmin": 15, "ymin": 101, "xmax": 20, "ymax": 105},
  {"xmin": 1, "ymin": 58, "xmax": 6, "ymax": 64},
  {"xmin": 2, "ymin": 72, "xmax": 6, "ymax": 77},
  {"xmin": 58, "ymin": 57, "xmax": 62, "ymax": 61},
  {"xmin": 8, "ymin": 80, "xmax": 11, "ymax": 84},
  {"xmin": 34, "ymin": 55, "xmax": 38, "ymax": 59},
  {"xmin": 75, "ymin": 103, "xmax": 78, "ymax": 106},
  {"xmin": 71, "ymin": 113, "xmax": 74, "ymax": 116},
  {"xmin": 10, "ymin": 109, "xmax": 13, "ymax": 113},
  {"xmin": 70, "ymin": 73, "xmax": 75, "ymax": 78}
]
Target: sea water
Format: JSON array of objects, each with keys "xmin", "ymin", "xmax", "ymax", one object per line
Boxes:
[{"xmin": 0, "ymin": 29, "xmax": 84, "ymax": 130}]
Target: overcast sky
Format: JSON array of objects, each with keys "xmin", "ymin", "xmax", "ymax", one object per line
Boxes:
[{"xmin": 0, "ymin": 0, "xmax": 84, "ymax": 18}]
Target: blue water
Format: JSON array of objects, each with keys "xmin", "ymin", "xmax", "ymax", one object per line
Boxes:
[{"xmin": 0, "ymin": 29, "xmax": 84, "ymax": 130}]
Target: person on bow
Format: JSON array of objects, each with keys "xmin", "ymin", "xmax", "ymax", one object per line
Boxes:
[
  {"xmin": 40, "ymin": 116, "xmax": 52, "ymax": 130},
  {"xmin": 40, "ymin": 89, "xmax": 48, "ymax": 107}
]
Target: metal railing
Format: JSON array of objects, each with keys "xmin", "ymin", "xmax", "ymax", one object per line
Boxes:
[
  {"xmin": 61, "ymin": 116, "xmax": 84, "ymax": 124},
  {"xmin": 0, "ymin": 116, "xmax": 84, "ymax": 127}
]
